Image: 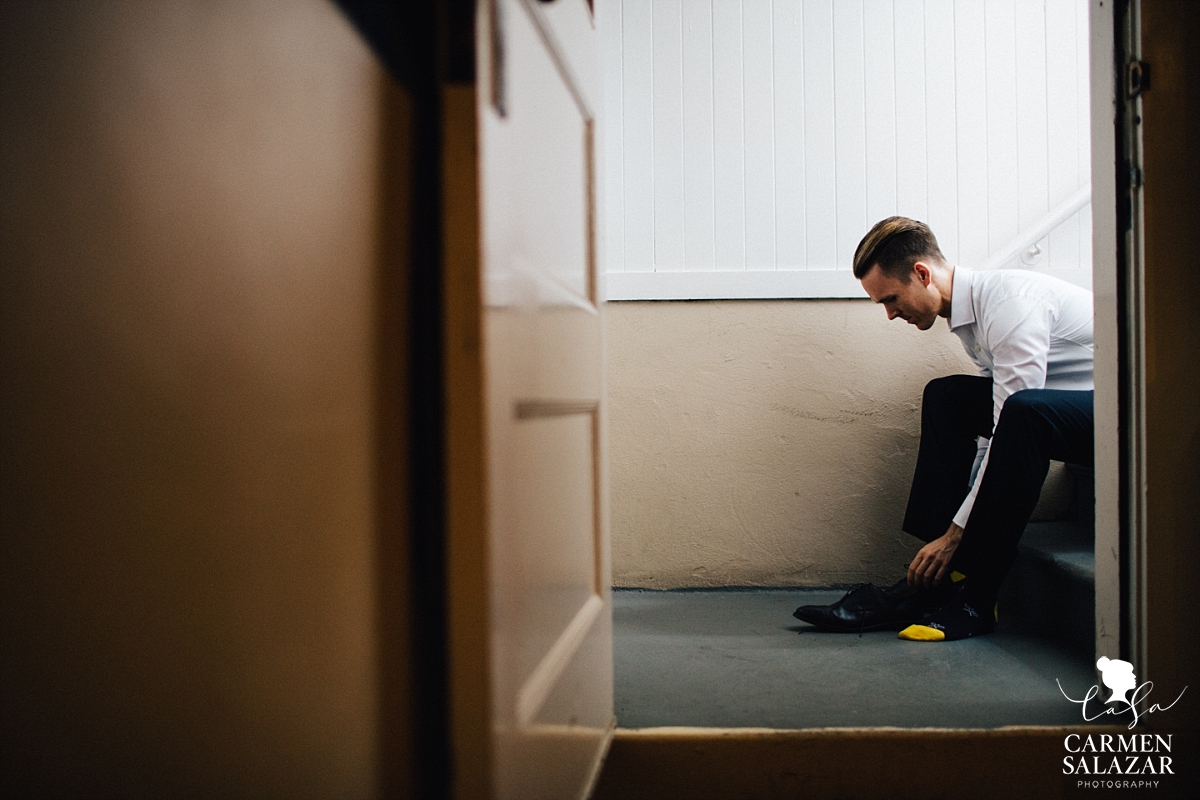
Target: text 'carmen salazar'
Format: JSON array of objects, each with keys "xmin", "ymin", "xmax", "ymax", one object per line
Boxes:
[{"xmin": 1062, "ymin": 734, "xmax": 1173, "ymax": 776}]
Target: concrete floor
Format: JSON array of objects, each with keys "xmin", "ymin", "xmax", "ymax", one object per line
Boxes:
[{"xmin": 614, "ymin": 589, "xmax": 1104, "ymax": 729}]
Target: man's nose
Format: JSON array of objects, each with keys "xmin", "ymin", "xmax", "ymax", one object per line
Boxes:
[{"xmin": 886, "ymin": 305, "xmax": 900, "ymax": 320}]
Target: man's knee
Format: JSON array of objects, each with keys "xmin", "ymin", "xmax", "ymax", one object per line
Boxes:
[
  {"xmin": 994, "ymin": 390, "xmax": 1054, "ymax": 436},
  {"xmin": 988, "ymin": 388, "xmax": 1084, "ymax": 443},
  {"xmin": 1001, "ymin": 389, "xmax": 1050, "ymax": 418},
  {"xmin": 923, "ymin": 375, "xmax": 978, "ymax": 408},
  {"xmin": 1005, "ymin": 388, "xmax": 1038, "ymax": 408},
  {"xmin": 997, "ymin": 388, "xmax": 1094, "ymax": 442},
  {"xmin": 992, "ymin": 389, "xmax": 1096, "ymax": 468}
]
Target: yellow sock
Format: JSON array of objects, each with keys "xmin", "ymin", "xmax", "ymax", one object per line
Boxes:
[
  {"xmin": 950, "ymin": 570, "xmax": 967, "ymax": 583},
  {"xmin": 898, "ymin": 624, "xmax": 944, "ymax": 641}
]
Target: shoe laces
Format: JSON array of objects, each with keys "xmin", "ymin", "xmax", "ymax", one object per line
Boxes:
[
  {"xmin": 833, "ymin": 583, "xmax": 883, "ymax": 637},
  {"xmin": 835, "ymin": 582, "xmax": 883, "ymax": 610}
]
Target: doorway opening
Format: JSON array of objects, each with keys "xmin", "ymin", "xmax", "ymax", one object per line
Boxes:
[{"xmin": 598, "ymin": 0, "xmax": 1113, "ymax": 729}]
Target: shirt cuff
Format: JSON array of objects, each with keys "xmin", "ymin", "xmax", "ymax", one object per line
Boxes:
[
  {"xmin": 952, "ymin": 491, "xmax": 975, "ymax": 529},
  {"xmin": 954, "ymin": 439, "xmax": 991, "ymax": 529}
]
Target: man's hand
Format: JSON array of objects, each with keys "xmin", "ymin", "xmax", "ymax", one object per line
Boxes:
[{"xmin": 908, "ymin": 524, "xmax": 964, "ymax": 588}]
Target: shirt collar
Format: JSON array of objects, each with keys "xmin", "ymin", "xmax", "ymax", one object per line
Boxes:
[{"xmin": 949, "ymin": 266, "xmax": 975, "ymax": 330}]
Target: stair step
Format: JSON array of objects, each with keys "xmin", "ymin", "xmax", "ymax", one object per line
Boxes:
[
  {"xmin": 1019, "ymin": 520, "xmax": 1095, "ymax": 582},
  {"xmin": 1000, "ymin": 519, "xmax": 1094, "ymax": 655}
]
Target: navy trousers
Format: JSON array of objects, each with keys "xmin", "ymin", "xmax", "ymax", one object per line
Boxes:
[{"xmin": 902, "ymin": 375, "xmax": 1095, "ymax": 601}]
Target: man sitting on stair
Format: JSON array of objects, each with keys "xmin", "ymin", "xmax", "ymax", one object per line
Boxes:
[{"xmin": 794, "ymin": 217, "xmax": 1095, "ymax": 641}]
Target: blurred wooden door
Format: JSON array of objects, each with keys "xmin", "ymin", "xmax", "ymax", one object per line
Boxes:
[{"xmin": 477, "ymin": 0, "xmax": 613, "ymax": 797}]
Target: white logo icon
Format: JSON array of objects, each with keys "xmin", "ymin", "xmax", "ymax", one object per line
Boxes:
[
  {"xmin": 1097, "ymin": 656, "xmax": 1137, "ymax": 706},
  {"xmin": 1058, "ymin": 657, "xmax": 1187, "ymax": 729}
]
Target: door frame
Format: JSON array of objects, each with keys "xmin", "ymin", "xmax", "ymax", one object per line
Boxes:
[
  {"xmin": 1091, "ymin": 0, "xmax": 1123, "ymax": 668},
  {"xmin": 436, "ymin": 0, "xmax": 1153, "ymax": 796},
  {"xmin": 589, "ymin": 0, "xmax": 1143, "ymax": 795}
]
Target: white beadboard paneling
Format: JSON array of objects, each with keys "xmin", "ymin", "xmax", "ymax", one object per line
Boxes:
[
  {"xmin": 621, "ymin": 0, "xmax": 654, "ymax": 272},
  {"xmin": 803, "ymin": 0, "xmax": 837, "ymax": 268},
  {"xmin": 1015, "ymin": 0, "xmax": 1049, "ymax": 232},
  {"xmin": 863, "ymin": 0, "xmax": 897, "ymax": 227},
  {"xmin": 1047, "ymin": 217, "xmax": 1081, "ymax": 272},
  {"xmin": 955, "ymin": 0, "xmax": 989, "ymax": 267},
  {"xmin": 985, "ymin": 0, "xmax": 1019, "ymax": 254},
  {"xmin": 833, "ymin": 0, "xmax": 867, "ymax": 268},
  {"xmin": 1046, "ymin": 0, "xmax": 1081, "ymax": 269},
  {"xmin": 1075, "ymin": 0, "xmax": 1092, "ymax": 275},
  {"xmin": 712, "ymin": 0, "xmax": 746, "ymax": 270},
  {"xmin": 599, "ymin": 0, "xmax": 624, "ymax": 274},
  {"xmin": 1046, "ymin": 1, "xmax": 1081, "ymax": 196},
  {"xmin": 605, "ymin": 0, "xmax": 1093, "ymax": 298},
  {"xmin": 652, "ymin": 0, "xmax": 685, "ymax": 270},
  {"xmin": 893, "ymin": 0, "xmax": 928, "ymax": 222},
  {"xmin": 743, "ymin": 0, "xmax": 777, "ymax": 268},
  {"xmin": 681, "ymin": 0, "xmax": 716, "ymax": 270},
  {"xmin": 774, "ymin": 0, "xmax": 806, "ymax": 267},
  {"xmin": 924, "ymin": 0, "xmax": 958, "ymax": 262},
  {"xmin": 1076, "ymin": 1, "xmax": 1091, "ymax": 192}
]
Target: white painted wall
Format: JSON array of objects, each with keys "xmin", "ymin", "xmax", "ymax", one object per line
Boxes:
[{"xmin": 599, "ymin": 0, "xmax": 1094, "ymax": 299}]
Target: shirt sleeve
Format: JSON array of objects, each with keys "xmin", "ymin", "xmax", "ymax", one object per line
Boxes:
[{"xmin": 951, "ymin": 295, "xmax": 1051, "ymax": 529}]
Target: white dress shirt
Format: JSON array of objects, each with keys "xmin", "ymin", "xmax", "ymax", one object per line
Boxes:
[{"xmin": 948, "ymin": 267, "xmax": 1094, "ymax": 529}]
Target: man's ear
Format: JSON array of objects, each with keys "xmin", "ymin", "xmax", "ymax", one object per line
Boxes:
[{"xmin": 912, "ymin": 260, "xmax": 932, "ymax": 286}]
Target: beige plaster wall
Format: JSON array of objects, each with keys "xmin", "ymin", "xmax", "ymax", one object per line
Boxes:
[{"xmin": 606, "ymin": 300, "xmax": 1071, "ymax": 589}]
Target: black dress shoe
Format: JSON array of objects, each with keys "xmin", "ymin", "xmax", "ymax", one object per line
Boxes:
[{"xmin": 793, "ymin": 579, "xmax": 926, "ymax": 633}]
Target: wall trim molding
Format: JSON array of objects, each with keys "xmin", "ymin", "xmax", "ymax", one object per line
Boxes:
[{"xmin": 604, "ymin": 267, "xmax": 1094, "ymax": 302}]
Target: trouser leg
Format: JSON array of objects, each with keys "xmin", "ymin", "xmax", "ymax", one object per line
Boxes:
[
  {"xmin": 902, "ymin": 375, "xmax": 994, "ymax": 544},
  {"xmin": 953, "ymin": 389, "xmax": 1095, "ymax": 602}
]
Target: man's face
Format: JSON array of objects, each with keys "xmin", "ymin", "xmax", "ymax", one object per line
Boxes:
[{"xmin": 860, "ymin": 262, "xmax": 940, "ymax": 330}]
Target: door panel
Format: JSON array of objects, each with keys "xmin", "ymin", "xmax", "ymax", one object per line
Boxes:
[
  {"xmin": 479, "ymin": 0, "xmax": 613, "ymax": 797},
  {"xmin": 504, "ymin": 411, "xmax": 598, "ymax": 697}
]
